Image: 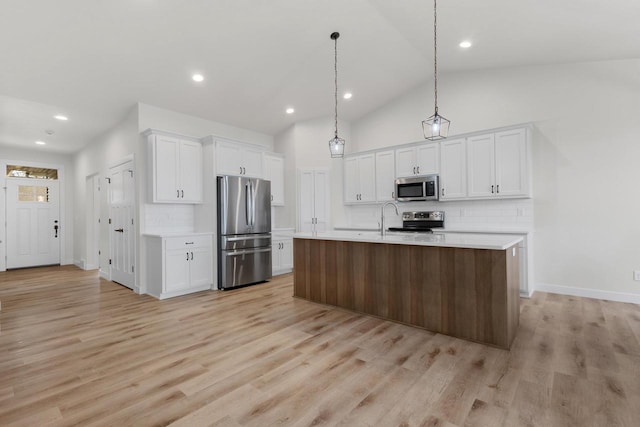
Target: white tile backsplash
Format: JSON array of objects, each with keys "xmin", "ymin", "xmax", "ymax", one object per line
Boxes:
[
  {"xmin": 144, "ymin": 203, "xmax": 195, "ymax": 234},
  {"xmin": 344, "ymin": 198, "xmax": 533, "ymax": 232}
]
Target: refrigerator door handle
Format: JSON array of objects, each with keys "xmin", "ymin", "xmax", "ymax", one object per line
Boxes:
[
  {"xmin": 225, "ymin": 234, "xmax": 271, "ymax": 242},
  {"xmin": 250, "ymin": 181, "xmax": 256, "ymax": 227},
  {"xmin": 245, "ymin": 182, "xmax": 250, "ymax": 226},
  {"xmin": 224, "ymin": 247, "xmax": 272, "ymax": 257}
]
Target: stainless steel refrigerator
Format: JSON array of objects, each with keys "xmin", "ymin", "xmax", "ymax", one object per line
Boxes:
[{"xmin": 217, "ymin": 175, "xmax": 272, "ymax": 289}]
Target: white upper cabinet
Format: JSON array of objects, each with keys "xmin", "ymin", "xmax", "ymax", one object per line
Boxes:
[
  {"xmin": 395, "ymin": 142, "xmax": 439, "ymax": 177},
  {"xmin": 343, "ymin": 153, "xmax": 376, "ymax": 204},
  {"xmin": 467, "ymin": 133, "xmax": 496, "ymax": 198},
  {"xmin": 216, "ymin": 140, "xmax": 264, "ymax": 177},
  {"xmin": 148, "ymin": 132, "xmax": 203, "ymax": 204},
  {"xmin": 264, "ymin": 153, "xmax": 285, "ymax": 206},
  {"xmin": 375, "ymin": 150, "xmax": 396, "ymax": 201},
  {"xmin": 494, "ymin": 128, "xmax": 529, "ymax": 197},
  {"xmin": 467, "ymin": 127, "xmax": 530, "ymax": 199},
  {"xmin": 416, "ymin": 143, "xmax": 440, "ymax": 175},
  {"xmin": 439, "ymin": 138, "xmax": 467, "ymax": 200}
]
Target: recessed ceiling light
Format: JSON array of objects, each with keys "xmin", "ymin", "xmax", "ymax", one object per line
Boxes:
[
  {"xmin": 54, "ymin": 115, "xmax": 68, "ymax": 121},
  {"xmin": 192, "ymin": 74, "xmax": 204, "ymax": 82},
  {"xmin": 286, "ymin": 108, "xmax": 295, "ymax": 114},
  {"xmin": 343, "ymin": 92, "xmax": 353, "ymax": 100},
  {"xmin": 35, "ymin": 141, "xmax": 46, "ymax": 145},
  {"xmin": 459, "ymin": 41, "xmax": 472, "ymax": 48}
]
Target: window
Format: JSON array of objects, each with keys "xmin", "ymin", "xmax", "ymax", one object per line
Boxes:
[
  {"xmin": 18, "ymin": 185, "xmax": 50, "ymax": 203},
  {"xmin": 6, "ymin": 165, "xmax": 58, "ymax": 180}
]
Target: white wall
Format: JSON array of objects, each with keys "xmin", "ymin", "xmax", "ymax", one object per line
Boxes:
[
  {"xmin": 73, "ymin": 105, "xmax": 140, "ymax": 279},
  {"xmin": 0, "ymin": 147, "xmax": 75, "ymax": 270},
  {"xmin": 138, "ymin": 103, "xmax": 273, "ymax": 149},
  {"xmin": 350, "ymin": 58, "xmax": 640, "ymax": 299}
]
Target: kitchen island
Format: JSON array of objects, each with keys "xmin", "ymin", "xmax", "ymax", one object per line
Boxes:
[{"xmin": 293, "ymin": 231, "xmax": 522, "ymax": 349}]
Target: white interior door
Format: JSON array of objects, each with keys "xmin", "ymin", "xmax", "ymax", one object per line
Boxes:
[
  {"xmin": 109, "ymin": 161, "xmax": 135, "ymax": 289},
  {"xmin": 6, "ymin": 178, "xmax": 60, "ymax": 268}
]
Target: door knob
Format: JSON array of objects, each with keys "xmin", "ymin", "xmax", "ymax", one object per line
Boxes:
[{"xmin": 115, "ymin": 228, "xmax": 124, "ymax": 233}]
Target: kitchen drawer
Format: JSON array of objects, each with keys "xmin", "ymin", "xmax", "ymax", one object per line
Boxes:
[{"xmin": 165, "ymin": 235, "xmax": 212, "ymax": 251}]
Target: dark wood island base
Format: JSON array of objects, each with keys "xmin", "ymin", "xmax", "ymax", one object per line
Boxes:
[{"xmin": 293, "ymin": 238, "xmax": 520, "ymax": 349}]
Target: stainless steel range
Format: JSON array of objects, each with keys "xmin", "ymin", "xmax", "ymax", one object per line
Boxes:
[{"xmin": 387, "ymin": 211, "xmax": 444, "ymax": 233}]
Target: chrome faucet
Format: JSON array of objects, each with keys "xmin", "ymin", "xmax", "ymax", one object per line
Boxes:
[{"xmin": 380, "ymin": 202, "xmax": 399, "ymax": 236}]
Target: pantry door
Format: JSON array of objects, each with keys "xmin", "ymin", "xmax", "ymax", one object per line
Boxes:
[
  {"xmin": 6, "ymin": 178, "xmax": 60, "ymax": 268},
  {"xmin": 109, "ymin": 160, "xmax": 136, "ymax": 289}
]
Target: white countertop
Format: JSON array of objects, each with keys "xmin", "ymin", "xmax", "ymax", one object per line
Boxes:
[
  {"xmin": 294, "ymin": 230, "xmax": 522, "ymax": 250},
  {"xmin": 143, "ymin": 231, "xmax": 214, "ymax": 238}
]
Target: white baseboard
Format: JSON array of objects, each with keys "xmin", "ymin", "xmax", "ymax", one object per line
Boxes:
[
  {"xmin": 99, "ymin": 268, "xmax": 110, "ymax": 281},
  {"xmin": 534, "ymin": 282, "xmax": 640, "ymax": 305},
  {"xmin": 74, "ymin": 259, "xmax": 85, "ymax": 270}
]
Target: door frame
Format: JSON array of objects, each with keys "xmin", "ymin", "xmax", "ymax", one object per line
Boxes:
[
  {"xmin": 0, "ymin": 159, "xmax": 66, "ymax": 272},
  {"xmin": 85, "ymin": 173, "xmax": 101, "ymax": 271}
]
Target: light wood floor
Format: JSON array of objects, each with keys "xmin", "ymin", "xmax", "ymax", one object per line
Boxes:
[{"xmin": 0, "ymin": 266, "xmax": 639, "ymax": 426}]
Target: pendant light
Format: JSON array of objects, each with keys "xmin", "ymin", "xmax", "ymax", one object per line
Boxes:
[
  {"xmin": 329, "ymin": 32, "xmax": 345, "ymax": 158},
  {"xmin": 422, "ymin": 0, "xmax": 450, "ymax": 140}
]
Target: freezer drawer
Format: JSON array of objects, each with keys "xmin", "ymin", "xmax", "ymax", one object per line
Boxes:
[{"xmin": 219, "ymin": 247, "xmax": 272, "ymax": 289}]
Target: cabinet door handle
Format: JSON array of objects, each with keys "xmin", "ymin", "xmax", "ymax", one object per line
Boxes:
[
  {"xmin": 442, "ymin": 188, "xmax": 445, "ymax": 196},
  {"xmin": 190, "ymin": 252, "xmax": 194, "ymax": 260},
  {"xmin": 177, "ymin": 190, "xmax": 180, "ymax": 198},
  {"xmin": 392, "ymin": 191, "xmax": 395, "ymax": 199},
  {"xmin": 417, "ymin": 166, "xmax": 420, "ymax": 174},
  {"xmin": 186, "ymin": 252, "xmax": 189, "ymax": 261},
  {"xmin": 181, "ymin": 189, "xmax": 184, "ymax": 198},
  {"xmin": 491, "ymin": 185, "xmax": 494, "ymax": 193},
  {"xmin": 413, "ymin": 167, "xmax": 416, "ymax": 174},
  {"xmin": 497, "ymin": 184, "xmax": 500, "ymax": 193},
  {"xmin": 240, "ymin": 166, "xmax": 243, "ymax": 175}
]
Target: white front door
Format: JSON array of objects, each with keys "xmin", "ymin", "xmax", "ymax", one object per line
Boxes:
[
  {"xmin": 6, "ymin": 178, "xmax": 60, "ymax": 268},
  {"xmin": 109, "ymin": 161, "xmax": 135, "ymax": 289}
]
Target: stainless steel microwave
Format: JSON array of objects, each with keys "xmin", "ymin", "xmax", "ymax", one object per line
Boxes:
[{"xmin": 395, "ymin": 175, "xmax": 440, "ymax": 202}]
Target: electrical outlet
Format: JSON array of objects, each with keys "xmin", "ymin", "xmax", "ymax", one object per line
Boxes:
[{"xmin": 634, "ymin": 271, "xmax": 640, "ymax": 281}]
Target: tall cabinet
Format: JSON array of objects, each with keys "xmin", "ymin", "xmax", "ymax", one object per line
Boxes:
[{"xmin": 298, "ymin": 169, "xmax": 330, "ymax": 233}]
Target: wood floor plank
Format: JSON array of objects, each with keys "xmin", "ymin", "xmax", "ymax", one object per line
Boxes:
[{"xmin": 0, "ymin": 265, "xmax": 639, "ymax": 426}]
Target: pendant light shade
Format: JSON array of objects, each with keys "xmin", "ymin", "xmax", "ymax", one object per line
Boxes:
[
  {"xmin": 422, "ymin": 111, "xmax": 450, "ymax": 140},
  {"xmin": 329, "ymin": 135, "xmax": 345, "ymax": 157},
  {"xmin": 422, "ymin": 0, "xmax": 450, "ymax": 140},
  {"xmin": 329, "ymin": 32, "xmax": 345, "ymax": 158}
]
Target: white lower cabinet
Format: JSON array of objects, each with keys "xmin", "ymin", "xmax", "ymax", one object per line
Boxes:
[
  {"xmin": 272, "ymin": 237, "xmax": 293, "ymax": 275},
  {"xmin": 145, "ymin": 233, "xmax": 213, "ymax": 299}
]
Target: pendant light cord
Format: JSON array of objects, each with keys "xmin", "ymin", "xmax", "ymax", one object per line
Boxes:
[
  {"xmin": 334, "ymin": 34, "xmax": 339, "ymax": 137},
  {"xmin": 433, "ymin": 0, "xmax": 438, "ymax": 115}
]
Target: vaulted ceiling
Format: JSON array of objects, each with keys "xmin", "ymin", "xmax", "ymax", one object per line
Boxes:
[{"xmin": 1, "ymin": 0, "xmax": 638, "ymax": 153}]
